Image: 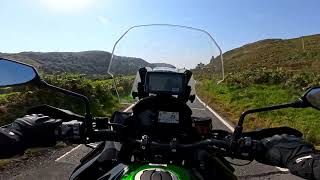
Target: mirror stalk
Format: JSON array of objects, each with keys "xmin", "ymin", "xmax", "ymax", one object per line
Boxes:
[
  {"xmin": 238, "ymin": 99, "xmax": 305, "ymax": 127},
  {"xmin": 38, "ymin": 80, "xmax": 92, "ymax": 124},
  {"xmin": 233, "ymin": 99, "xmax": 306, "ymax": 141}
]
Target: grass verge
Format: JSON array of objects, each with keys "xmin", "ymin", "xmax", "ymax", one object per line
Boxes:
[{"xmin": 196, "ymin": 79, "xmax": 320, "ymax": 145}]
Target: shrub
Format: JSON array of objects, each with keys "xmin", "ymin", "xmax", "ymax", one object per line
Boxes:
[{"xmin": 0, "ymin": 74, "xmax": 134, "ymax": 126}]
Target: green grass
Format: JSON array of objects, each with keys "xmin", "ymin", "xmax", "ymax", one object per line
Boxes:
[
  {"xmin": 24, "ymin": 148, "xmax": 43, "ymax": 158},
  {"xmin": 0, "ymin": 159, "xmax": 15, "ymax": 170},
  {"xmin": 196, "ymin": 79, "xmax": 320, "ymax": 145},
  {"xmin": 193, "ymin": 34, "xmax": 320, "ymax": 145},
  {"xmin": 0, "ymin": 92, "xmax": 19, "ymax": 100}
]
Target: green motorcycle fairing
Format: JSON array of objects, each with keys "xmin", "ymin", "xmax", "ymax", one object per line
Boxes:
[{"xmin": 120, "ymin": 163, "xmax": 191, "ymax": 180}]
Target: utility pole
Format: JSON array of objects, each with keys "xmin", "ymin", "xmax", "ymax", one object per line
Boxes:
[{"xmin": 301, "ymin": 36, "xmax": 305, "ymax": 52}]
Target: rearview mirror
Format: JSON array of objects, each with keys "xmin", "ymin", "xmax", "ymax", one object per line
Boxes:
[
  {"xmin": 0, "ymin": 58, "xmax": 39, "ymax": 87},
  {"xmin": 0, "ymin": 58, "xmax": 93, "ymax": 122},
  {"xmin": 303, "ymin": 87, "xmax": 320, "ymax": 110}
]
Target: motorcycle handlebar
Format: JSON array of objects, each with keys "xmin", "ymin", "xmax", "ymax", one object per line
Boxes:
[
  {"xmin": 56, "ymin": 120, "xmax": 261, "ymax": 160},
  {"xmin": 164, "ymin": 139, "xmax": 228, "ymax": 149},
  {"xmin": 131, "ymin": 137, "xmax": 262, "ymax": 160}
]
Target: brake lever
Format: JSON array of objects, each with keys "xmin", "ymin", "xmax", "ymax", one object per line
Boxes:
[
  {"xmin": 27, "ymin": 104, "xmax": 85, "ymax": 122},
  {"xmin": 242, "ymin": 126, "xmax": 303, "ymax": 140}
]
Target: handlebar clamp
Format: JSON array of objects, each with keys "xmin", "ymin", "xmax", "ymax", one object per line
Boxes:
[
  {"xmin": 141, "ymin": 135, "xmax": 149, "ymax": 150},
  {"xmin": 170, "ymin": 138, "xmax": 177, "ymax": 152}
]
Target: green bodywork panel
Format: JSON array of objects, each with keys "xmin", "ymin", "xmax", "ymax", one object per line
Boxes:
[{"xmin": 120, "ymin": 163, "xmax": 191, "ymax": 180}]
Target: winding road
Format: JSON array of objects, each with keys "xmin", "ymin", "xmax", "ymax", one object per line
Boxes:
[{"xmin": 0, "ymin": 97, "xmax": 302, "ymax": 180}]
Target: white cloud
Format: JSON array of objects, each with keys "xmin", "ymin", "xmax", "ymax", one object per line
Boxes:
[{"xmin": 97, "ymin": 16, "xmax": 109, "ymax": 25}]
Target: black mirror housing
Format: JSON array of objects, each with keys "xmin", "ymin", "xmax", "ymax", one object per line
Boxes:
[{"xmin": 302, "ymin": 87, "xmax": 320, "ymax": 110}]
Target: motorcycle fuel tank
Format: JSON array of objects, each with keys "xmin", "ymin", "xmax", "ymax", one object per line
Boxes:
[{"xmin": 120, "ymin": 163, "xmax": 191, "ymax": 180}]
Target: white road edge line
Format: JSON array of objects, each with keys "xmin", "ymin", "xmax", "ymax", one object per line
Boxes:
[
  {"xmin": 190, "ymin": 107, "xmax": 206, "ymax": 111},
  {"xmin": 55, "ymin": 103, "xmax": 136, "ymax": 162},
  {"xmin": 123, "ymin": 103, "xmax": 135, "ymax": 112},
  {"xmin": 196, "ymin": 96, "xmax": 234, "ymax": 131},
  {"xmin": 196, "ymin": 96, "xmax": 289, "ymax": 172},
  {"xmin": 55, "ymin": 144, "xmax": 82, "ymax": 162}
]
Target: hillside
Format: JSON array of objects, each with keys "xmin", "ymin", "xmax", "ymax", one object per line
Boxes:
[
  {"xmin": 0, "ymin": 51, "xmax": 175, "ymax": 76},
  {"xmin": 195, "ymin": 34, "xmax": 320, "ymax": 145},
  {"xmin": 209, "ymin": 34, "xmax": 320, "ymax": 73}
]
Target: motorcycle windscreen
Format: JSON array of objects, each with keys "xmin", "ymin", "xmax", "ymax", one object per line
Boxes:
[{"xmin": 107, "ymin": 24, "xmax": 224, "ymax": 103}]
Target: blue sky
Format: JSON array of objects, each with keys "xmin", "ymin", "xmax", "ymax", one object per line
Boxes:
[{"xmin": 0, "ymin": 0, "xmax": 319, "ymax": 54}]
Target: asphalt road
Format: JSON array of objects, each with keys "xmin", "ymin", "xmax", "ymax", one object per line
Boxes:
[{"xmin": 0, "ymin": 98, "xmax": 303, "ymax": 180}]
